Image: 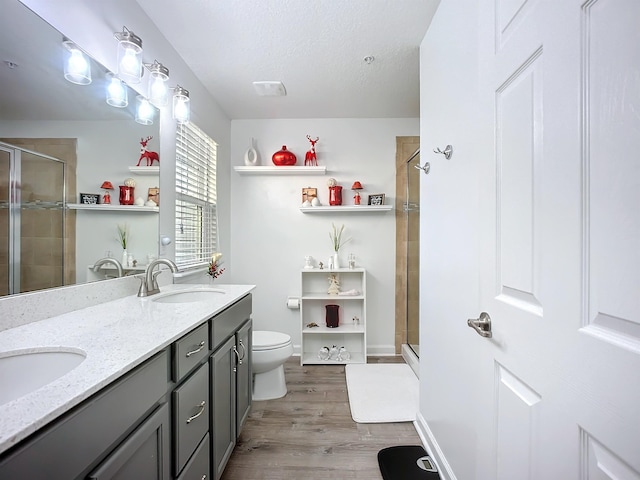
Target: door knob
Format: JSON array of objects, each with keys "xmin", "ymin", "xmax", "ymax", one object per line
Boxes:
[{"xmin": 467, "ymin": 312, "xmax": 492, "ymax": 338}]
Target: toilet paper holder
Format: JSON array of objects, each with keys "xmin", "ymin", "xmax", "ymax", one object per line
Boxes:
[{"xmin": 286, "ymin": 296, "xmax": 300, "ymax": 309}]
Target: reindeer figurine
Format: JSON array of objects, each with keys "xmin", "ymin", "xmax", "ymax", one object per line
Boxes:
[
  {"xmin": 137, "ymin": 136, "xmax": 160, "ymax": 166},
  {"xmin": 305, "ymin": 135, "xmax": 319, "ymax": 166}
]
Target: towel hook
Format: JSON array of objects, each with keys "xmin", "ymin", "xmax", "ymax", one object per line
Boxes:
[
  {"xmin": 433, "ymin": 145, "xmax": 453, "ymax": 160},
  {"xmin": 415, "ymin": 162, "xmax": 430, "ymax": 175}
]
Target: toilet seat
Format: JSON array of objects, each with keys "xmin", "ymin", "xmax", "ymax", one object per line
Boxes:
[{"xmin": 253, "ymin": 331, "xmax": 291, "ymax": 351}]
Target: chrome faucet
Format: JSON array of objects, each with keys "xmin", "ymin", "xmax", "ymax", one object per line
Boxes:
[
  {"xmin": 138, "ymin": 259, "xmax": 179, "ymax": 297},
  {"xmin": 92, "ymin": 257, "xmax": 124, "ymax": 278}
]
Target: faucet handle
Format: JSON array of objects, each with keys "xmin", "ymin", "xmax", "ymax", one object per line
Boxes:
[
  {"xmin": 150, "ymin": 270, "xmax": 163, "ymax": 290},
  {"xmin": 137, "ymin": 276, "xmax": 149, "ymax": 297}
]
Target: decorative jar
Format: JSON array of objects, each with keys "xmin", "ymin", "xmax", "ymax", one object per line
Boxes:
[
  {"xmin": 272, "ymin": 145, "xmax": 297, "ymax": 166},
  {"xmin": 325, "ymin": 304, "xmax": 340, "ymax": 328}
]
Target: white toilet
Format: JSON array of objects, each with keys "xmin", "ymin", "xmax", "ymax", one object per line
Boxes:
[{"xmin": 251, "ymin": 330, "xmax": 294, "ymax": 401}]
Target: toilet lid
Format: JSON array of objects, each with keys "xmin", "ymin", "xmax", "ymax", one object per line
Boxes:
[{"xmin": 253, "ymin": 331, "xmax": 291, "ymax": 351}]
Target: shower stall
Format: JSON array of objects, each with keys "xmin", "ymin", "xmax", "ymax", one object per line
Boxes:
[{"xmin": 0, "ymin": 141, "xmax": 67, "ymax": 295}]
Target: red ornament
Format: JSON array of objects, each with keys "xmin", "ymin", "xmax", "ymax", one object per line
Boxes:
[
  {"xmin": 272, "ymin": 145, "xmax": 297, "ymax": 166},
  {"xmin": 305, "ymin": 135, "xmax": 319, "ymax": 166},
  {"xmin": 137, "ymin": 136, "xmax": 159, "ymax": 166}
]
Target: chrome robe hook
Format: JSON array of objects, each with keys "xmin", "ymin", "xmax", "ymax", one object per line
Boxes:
[
  {"xmin": 433, "ymin": 145, "xmax": 453, "ymax": 160},
  {"xmin": 415, "ymin": 162, "xmax": 430, "ymax": 175}
]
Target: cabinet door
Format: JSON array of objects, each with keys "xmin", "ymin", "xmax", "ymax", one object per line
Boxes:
[
  {"xmin": 210, "ymin": 336, "xmax": 236, "ymax": 480},
  {"xmin": 87, "ymin": 403, "xmax": 170, "ymax": 480},
  {"xmin": 236, "ymin": 320, "xmax": 252, "ymax": 435}
]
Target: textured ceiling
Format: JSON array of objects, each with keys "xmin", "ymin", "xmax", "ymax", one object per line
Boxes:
[{"xmin": 134, "ymin": 0, "xmax": 439, "ymax": 119}]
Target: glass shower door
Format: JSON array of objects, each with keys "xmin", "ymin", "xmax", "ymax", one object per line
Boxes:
[
  {"xmin": 406, "ymin": 150, "xmax": 420, "ymax": 357},
  {"xmin": 0, "ymin": 148, "xmax": 10, "ymax": 295}
]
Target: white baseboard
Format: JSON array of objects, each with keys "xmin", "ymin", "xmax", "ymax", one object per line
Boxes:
[
  {"xmin": 414, "ymin": 412, "xmax": 456, "ymax": 480},
  {"xmin": 401, "ymin": 344, "xmax": 419, "ymax": 378}
]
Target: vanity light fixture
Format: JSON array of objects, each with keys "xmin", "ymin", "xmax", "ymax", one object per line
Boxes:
[
  {"xmin": 106, "ymin": 74, "xmax": 128, "ymax": 108},
  {"xmin": 144, "ymin": 60, "xmax": 170, "ymax": 107},
  {"xmin": 114, "ymin": 26, "xmax": 143, "ymax": 84},
  {"xmin": 172, "ymin": 85, "xmax": 190, "ymax": 124},
  {"xmin": 135, "ymin": 95, "xmax": 154, "ymax": 125},
  {"xmin": 62, "ymin": 40, "xmax": 91, "ymax": 85}
]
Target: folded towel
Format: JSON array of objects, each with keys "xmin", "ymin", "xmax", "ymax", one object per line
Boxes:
[{"xmin": 339, "ymin": 289, "xmax": 361, "ymax": 296}]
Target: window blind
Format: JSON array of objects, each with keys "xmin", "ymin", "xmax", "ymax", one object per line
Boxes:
[{"xmin": 175, "ymin": 122, "xmax": 218, "ymax": 269}]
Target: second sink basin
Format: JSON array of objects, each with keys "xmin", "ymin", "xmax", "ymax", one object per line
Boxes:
[
  {"xmin": 151, "ymin": 287, "xmax": 225, "ymax": 304},
  {"xmin": 0, "ymin": 349, "xmax": 86, "ymax": 406}
]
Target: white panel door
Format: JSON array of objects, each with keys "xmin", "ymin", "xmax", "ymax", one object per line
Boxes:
[
  {"xmin": 476, "ymin": 0, "xmax": 640, "ymax": 478},
  {"xmin": 419, "ymin": 0, "xmax": 640, "ymax": 479}
]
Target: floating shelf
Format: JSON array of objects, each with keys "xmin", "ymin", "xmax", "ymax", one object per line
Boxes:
[
  {"xmin": 300, "ymin": 205, "xmax": 392, "ymax": 213},
  {"xmin": 128, "ymin": 166, "xmax": 159, "ymax": 175},
  {"xmin": 234, "ymin": 165, "xmax": 326, "ymax": 175},
  {"xmin": 68, "ymin": 204, "xmax": 159, "ymax": 212}
]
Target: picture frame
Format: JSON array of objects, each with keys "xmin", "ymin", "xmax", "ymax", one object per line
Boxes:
[
  {"xmin": 148, "ymin": 187, "xmax": 160, "ymax": 206},
  {"xmin": 302, "ymin": 187, "xmax": 317, "ymax": 203},
  {"xmin": 367, "ymin": 193, "xmax": 385, "ymax": 206},
  {"xmin": 79, "ymin": 193, "xmax": 100, "ymax": 205}
]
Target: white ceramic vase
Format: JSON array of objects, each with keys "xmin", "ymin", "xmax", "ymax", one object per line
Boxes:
[
  {"xmin": 121, "ymin": 249, "xmax": 128, "ymax": 268},
  {"xmin": 333, "ymin": 253, "xmax": 340, "ymax": 269}
]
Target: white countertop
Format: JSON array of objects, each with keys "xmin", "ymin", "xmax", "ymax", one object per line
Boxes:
[{"xmin": 0, "ymin": 283, "xmax": 255, "ymax": 455}]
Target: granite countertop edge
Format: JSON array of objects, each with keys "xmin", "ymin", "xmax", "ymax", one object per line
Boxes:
[{"xmin": 0, "ymin": 283, "xmax": 255, "ymax": 455}]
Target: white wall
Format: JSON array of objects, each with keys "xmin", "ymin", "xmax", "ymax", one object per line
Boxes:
[{"xmin": 230, "ymin": 118, "xmax": 418, "ymax": 354}]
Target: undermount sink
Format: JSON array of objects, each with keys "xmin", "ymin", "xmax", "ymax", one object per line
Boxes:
[
  {"xmin": 151, "ymin": 287, "xmax": 225, "ymax": 304},
  {"xmin": 0, "ymin": 349, "xmax": 86, "ymax": 406}
]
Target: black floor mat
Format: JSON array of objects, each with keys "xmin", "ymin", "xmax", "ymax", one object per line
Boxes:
[{"xmin": 378, "ymin": 446, "xmax": 441, "ymax": 480}]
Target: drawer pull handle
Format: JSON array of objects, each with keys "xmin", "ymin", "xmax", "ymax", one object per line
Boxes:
[
  {"xmin": 186, "ymin": 341, "xmax": 206, "ymax": 357},
  {"xmin": 201, "ymin": 475, "xmax": 207, "ymax": 480},
  {"xmin": 186, "ymin": 400, "xmax": 206, "ymax": 424}
]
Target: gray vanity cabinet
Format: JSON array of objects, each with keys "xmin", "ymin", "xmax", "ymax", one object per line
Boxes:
[
  {"xmin": 211, "ymin": 335, "xmax": 237, "ymax": 480},
  {"xmin": 210, "ymin": 294, "xmax": 253, "ymax": 480},
  {"xmin": 235, "ymin": 320, "xmax": 252, "ymax": 434},
  {"xmin": 0, "ymin": 349, "xmax": 170, "ymax": 480}
]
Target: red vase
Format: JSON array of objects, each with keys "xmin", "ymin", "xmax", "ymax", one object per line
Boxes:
[
  {"xmin": 272, "ymin": 145, "xmax": 297, "ymax": 166},
  {"xmin": 119, "ymin": 186, "xmax": 134, "ymax": 205},
  {"xmin": 329, "ymin": 186, "xmax": 343, "ymax": 206},
  {"xmin": 325, "ymin": 304, "xmax": 340, "ymax": 328}
]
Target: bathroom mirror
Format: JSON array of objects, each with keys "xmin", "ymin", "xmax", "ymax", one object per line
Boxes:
[{"xmin": 0, "ymin": 0, "xmax": 161, "ymax": 296}]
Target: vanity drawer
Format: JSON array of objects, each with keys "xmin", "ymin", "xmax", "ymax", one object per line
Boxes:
[
  {"xmin": 211, "ymin": 293, "xmax": 252, "ymax": 350},
  {"xmin": 173, "ymin": 362, "xmax": 209, "ymax": 476},
  {"xmin": 176, "ymin": 433, "xmax": 210, "ymax": 480},
  {"xmin": 173, "ymin": 322, "xmax": 210, "ymax": 381}
]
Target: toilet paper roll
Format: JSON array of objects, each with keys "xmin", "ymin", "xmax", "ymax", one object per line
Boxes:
[{"xmin": 286, "ymin": 297, "xmax": 300, "ymax": 309}]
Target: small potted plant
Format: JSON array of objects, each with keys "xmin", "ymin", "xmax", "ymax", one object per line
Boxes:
[
  {"xmin": 329, "ymin": 223, "xmax": 351, "ymax": 269},
  {"xmin": 207, "ymin": 252, "xmax": 225, "ymax": 281}
]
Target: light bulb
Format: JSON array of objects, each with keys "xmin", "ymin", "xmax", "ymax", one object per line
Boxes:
[
  {"xmin": 106, "ymin": 76, "xmax": 128, "ymax": 108},
  {"xmin": 150, "ymin": 76, "xmax": 168, "ymax": 106},
  {"xmin": 135, "ymin": 96, "xmax": 154, "ymax": 125},
  {"xmin": 172, "ymin": 86, "xmax": 190, "ymax": 124},
  {"xmin": 63, "ymin": 41, "xmax": 91, "ymax": 85}
]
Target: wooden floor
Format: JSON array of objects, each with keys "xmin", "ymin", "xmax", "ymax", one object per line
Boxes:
[{"xmin": 221, "ymin": 356, "xmax": 421, "ymax": 479}]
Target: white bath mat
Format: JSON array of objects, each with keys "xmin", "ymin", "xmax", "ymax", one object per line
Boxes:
[{"xmin": 345, "ymin": 363, "xmax": 419, "ymax": 423}]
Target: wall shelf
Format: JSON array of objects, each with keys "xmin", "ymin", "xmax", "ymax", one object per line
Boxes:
[
  {"xmin": 128, "ymin": 166, "xmax": 159, "ymax": 175},
  {"xmin": 234, "ymin": 166, "xmax": 326, "ymax": 175},
  {"xmin": 68, "ymin": 204, "xmax": 159, "ymax": 212},
  {"xmin": 300, "ymin": 205, "xmax": 392, "ymax": 213}
]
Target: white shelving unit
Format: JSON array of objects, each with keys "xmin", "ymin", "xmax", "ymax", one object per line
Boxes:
[
  {"xmin": 67, "ymin": 204, "xmax": 159, "ymax": 212},
  {"xmin": 234, "ymin": 165, "xmax": 326, "ymax": 175},
  {"xmin": 128, "ymin": 166, "xmax": 159, "ymax": 175},
  {"xmin": 300, "ymin": 268, "xmax": 366, "ymax": 365},
  {"xmin": 300, "ymin": 205, "xmax": 392, "ymax": 213}
]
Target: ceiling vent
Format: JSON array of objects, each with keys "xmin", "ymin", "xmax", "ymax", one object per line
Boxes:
[{"xmin": 252, "ymin": 81, "xmax": 286, "ymax": 97}]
